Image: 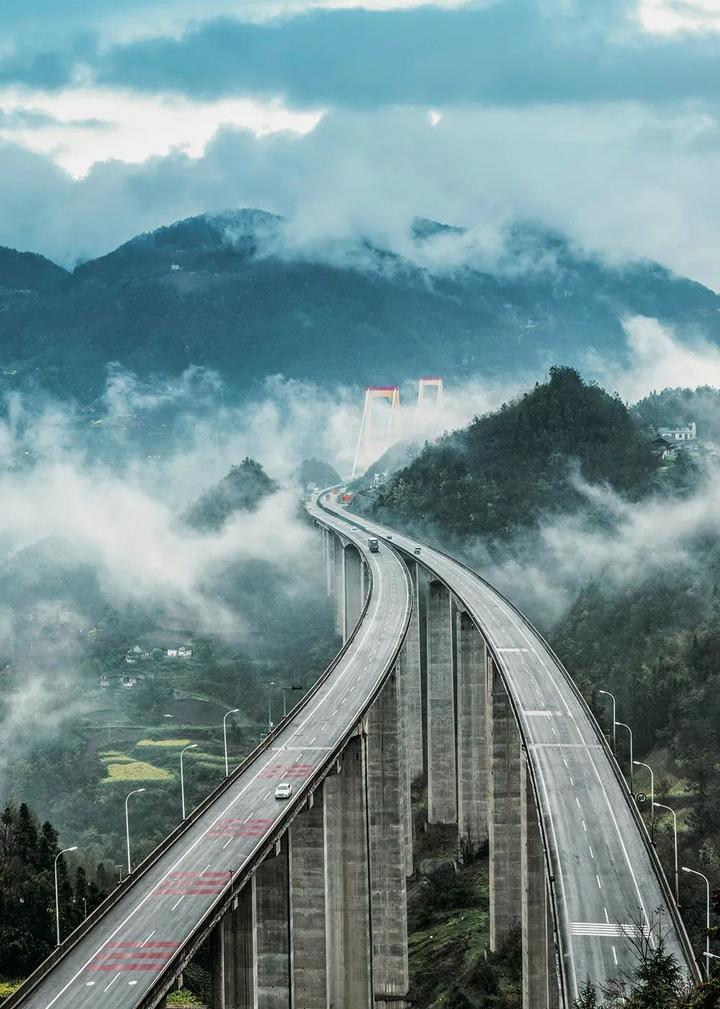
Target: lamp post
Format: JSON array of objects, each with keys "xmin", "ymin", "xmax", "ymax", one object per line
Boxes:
[
  {"xmin": 223, "ymin": 709, "xmax": 240, "ymax": 777},
  {"xmin": 634, "ymin": 760, "xmax": 655, "ymax": 838},
  {"xmin": 267, "ymin": 681, "xmax": 275, "ymax": 732},
  {"xmin": 615, "ymin": 721, "xmax": 633, "ymax": 793},
  {"xmin": 654, "ymin": 802, "xmax": 678, "ymax": 905},
  {"xmin": 180, "ymin": 744, "xmax": 198, "ymax": 819},
  {"xmin": 281, "ymin": 685, "xmax": 304, "ymax": 717},
  {"xmin": 125, "ymin": 788, "xmax": 146, "ymax": 875},
  {"xmin": 682, "ymin": 866, "xmax": 711, "ymax": 978},
  {"xmin": 54, "ymin": 846, "xmax": 77, "ymax": 947},
  {"xmin": 598, "ymin": 689, "xmax": 617, "ymax": 753}
]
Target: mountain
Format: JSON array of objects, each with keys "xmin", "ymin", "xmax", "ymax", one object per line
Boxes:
[
  {"xmin": 182, "ymin": 458, "xmax": 279, "ymax": 532},
  {"xmin": 0, "ymin": 247, "xmax": 68, "ymax": 293},
  {"xmin": 1, "ymin": 209, "xmax": 719, "ymax": 403}
]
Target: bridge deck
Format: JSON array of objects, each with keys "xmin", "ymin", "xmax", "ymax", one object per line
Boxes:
[
  {"xmin": 15, "ymin": 517, "xmax": 410, "ymax": 1009},
  {"xmin": 335, "ymin": 504, "xmax": 697, "ymax": 1001}
]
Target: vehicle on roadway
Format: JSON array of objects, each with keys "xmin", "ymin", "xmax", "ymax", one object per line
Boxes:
[
  {"xmin": 274, "ymin": 782, "xmax": 293, "ymax": 799},
  {"xmin": 414, "ymin": 545, "xmax": 421, "ymax": 555},
  {"xmin": 386, "ymin": 534, "xmax": 393, "ymax": 540},
  {"xmin": 368, "ymin": 537, "xmax": 379, "ymax": 553}
]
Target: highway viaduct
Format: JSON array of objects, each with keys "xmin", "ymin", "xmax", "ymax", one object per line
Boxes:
[{"xmin": 5, "ymin": 492, "xmax": 699, "ymax": 1009}]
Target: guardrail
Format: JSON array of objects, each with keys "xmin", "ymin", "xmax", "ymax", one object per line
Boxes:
[{"xmin": 5, "ymin": 515, "xmax": 378, "ymax": 1009}]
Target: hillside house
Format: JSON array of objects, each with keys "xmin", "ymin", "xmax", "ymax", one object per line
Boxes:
[{"xmin": 657, "ymin": 422, "xmax": 697, "ymax": 447}]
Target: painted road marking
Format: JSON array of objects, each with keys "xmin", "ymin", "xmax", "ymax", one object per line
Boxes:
[{"xmin": 571, "ymin": 922, "xmax": 650, "ymax": 938}]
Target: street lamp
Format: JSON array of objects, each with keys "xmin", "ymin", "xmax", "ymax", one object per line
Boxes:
[
  {"xmin": 653, "ymin": 802, "xmax": 679, "ymax": 905},
  {"xmin": 615, "ymin": 721, "xmax": 633, "ymax": 793},
  {"xmin": 180, "ymin": 744, "xmax": 198, "ymax": 819},
  {"xmin": 54, "ymin": 846, "xmax": 77, "ymax": 946},
  {"xmin": 125, "ymin": 788, "xmax": 146, "ymax": 875},
  {"xmin": 682, "ymin": 866, "xmax": 711, "ymax": 978},
  {"xmin": 634, "ymin": 760, "xmax": 655, "ymax": 838},
  {"xmin": 223, "ymin": 709, "xmax": 240, "ymax": 777},
  {"xmin": 281, "ymin": 685, "xmax": 304, "ymax": 717},
  {"xmin": 267, "ymin": 681, "xmax": 275, "ymax": 732},
  {"xmin": 598, "ymin": 689, "xmax": 617, "ymax": 753}
]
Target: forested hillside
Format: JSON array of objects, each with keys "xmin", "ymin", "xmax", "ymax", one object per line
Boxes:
[{"xmin": 368, "ymin": 366, "xmax": 670, "ymax": 540}]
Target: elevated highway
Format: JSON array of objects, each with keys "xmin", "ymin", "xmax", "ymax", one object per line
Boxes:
[
  {"xmin": 319, "ymin": 492, "xmax": 699, "ymax": 1004},
  {"xmin": 7, "ymin": 510, "xmax": 412, "ymax": 1009},
  {"xmin": 6, "ymin": 489, "xmax": 699, "ymax": 1009}
]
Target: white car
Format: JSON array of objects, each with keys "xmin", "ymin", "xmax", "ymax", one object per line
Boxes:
[
  {"xmin": 414, "ymin": 545, "xmax": 422, "ymax": 555},
  {"xmin": 274, "ymin": 782, "xmax": 293, "ymax": 800}
]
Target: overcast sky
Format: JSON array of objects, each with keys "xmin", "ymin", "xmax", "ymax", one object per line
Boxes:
[{"xmin": 2, "ymin": 0, "xmax": 720, "ymax": 285}]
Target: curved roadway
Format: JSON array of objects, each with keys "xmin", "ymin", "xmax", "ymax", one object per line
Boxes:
[
  {"xmin": 13, "ymin": 513, "xmax": 411, "ymax": 1009},
  {"xmin": 321, "ymin": 494, "xmax": 697, "ymax": 1000}
]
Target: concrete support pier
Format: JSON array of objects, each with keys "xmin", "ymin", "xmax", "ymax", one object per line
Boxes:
[
  {"xmin": 426, "ymin": 580, "xmax": 457, "ymax": 824},
  {"xmin": 324, "ymin": 736, "xmax": 373, "ymax": 1009},
  {"xmin": 521, "ymin": 757, "xmax": 553, "ymax": 1009},
  {"xmin": 288, "ymin": 794, "xmax": 327, "ymax": 1009},
  {"xmin": 223, "ymin": 880, "xmax": 257, "ymax": 1009},
  {"xmin": 343, "ymin": 544, "xmax": 363, "ymax": 640},
  {"xmin": 256, "ymin": 839, "xmax": 291, "ymax": 1009},
  {"xmin": 403, "ymin": 563, "xmax": 424, "ymax": 782},
  {"xmin": 332, "ymin": 537, "xmax": 344, "ymax": 638},
  {"xmin": 488, "ymin": 659, "xmax": 523, "ymax": 949},
  {"xmin": 367, "ymin": 672, "xmax": 410, "ymax": 1003},
  {"xmin": 456, "ymin": 610, "xmax": 488, "ymax": 845}
]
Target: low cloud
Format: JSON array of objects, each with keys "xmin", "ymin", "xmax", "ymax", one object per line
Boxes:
[
  {"xmin": 477, "ymin": 465, "xmax": 720, "ymax": 623},
  {"xmin": 3, "ymin": 100, "xmax": 720, "ymax": 289},
  {"xmin": 587, "ymin": 315, "xmax": 720, "ymax": 403}
]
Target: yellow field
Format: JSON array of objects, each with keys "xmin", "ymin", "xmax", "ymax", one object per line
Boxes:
[
  {"xmin": 135, "ymin": 738, "xmax": 192, "ymax": 748},
  {"xmin": 101, "ymin": 760, "xmax": 173, "ymax": 783}
]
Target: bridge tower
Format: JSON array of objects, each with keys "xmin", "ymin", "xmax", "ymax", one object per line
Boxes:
[
  {"xmin": 415, "ymin": 376, "xmax": 444, "ymax": 411},
  {"xmin": 351, "ymin": 385, "xmax": 401, "ymax": 480}
]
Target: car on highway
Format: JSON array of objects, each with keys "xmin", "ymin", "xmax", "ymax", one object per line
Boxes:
[
  {"xmin": 368, "ymin": 537, "xmax": 379, "ymax": 553},
  {"xmin": 414, "ymin": 545, "xmax": 421, "ymax": 555},
  {"xmin": 274, "ymin": 782, "xmax": 293, "ymax": 799},
  {"xmin": 386, "ymin": 534, "xmax": 393, "ymax": 540}
]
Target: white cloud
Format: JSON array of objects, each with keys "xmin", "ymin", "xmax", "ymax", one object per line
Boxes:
[
  {"xmin": 5, "ymin": 100, "xmax": 720, "ymax": 288},
  {"xmin": 0, "ymin": 85, "xmax": 322, "ymax": 177},
  {"xmin": 637, "ymin": 0, "xmax": 720, "ymax": 35},
  {"xmin": 586, "ymin": 315, "xmax": 720, "ymax": 403}
]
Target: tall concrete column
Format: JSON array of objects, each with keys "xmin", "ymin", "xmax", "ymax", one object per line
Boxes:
[
  {"xmin": 343, "ymin": 545, "xmax": 363, "ymax": 640},
  {"xmin": 426, "ymin": 580, "xmax": 457, "ymax": 824},
  {"xmin": 521, "ymin": 756, "xmax": 551, "ymax": 1009},
  {"xmin": 333, "ymin": 537, "xmax": 344, "ymax": 638},
  {"xmin": 209, "ymin": 922, "xmax": 226, "ymax": 1009},
  {"xmin": 395, "ymin": 650, "xmax": 414, "ymax": 877},
  {"xmin": 456, "ymin": 610, "xmax": 488, "ymax": 845},
  {"xmin": 324, "ymin": 736, "xmax": 372, "ymax": 1009},
  {"xmin": 401, "ymin": 564, "xmax": 424, "ymax": 782},
  {"xmin": 256, "ymin": 838, "xmax": 291, "ymax": 1009},
  {"xmin": 223, "ymin": 879, "xmax": 257, "ymax": 1009},
  {"xmin": 323, "ymin": 529, "xmax": 332, "ymax": 597},
  {"xmin": 488, "ymin": 659, "xmax": 522, "ymax": 949},
  {"xmin": 367, "ymin": 672, "xmax": 410, "ymax": 1001},
  {"xmin": 288, "ymin": 793, "xmax": 327, "ymax": 1009}
]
